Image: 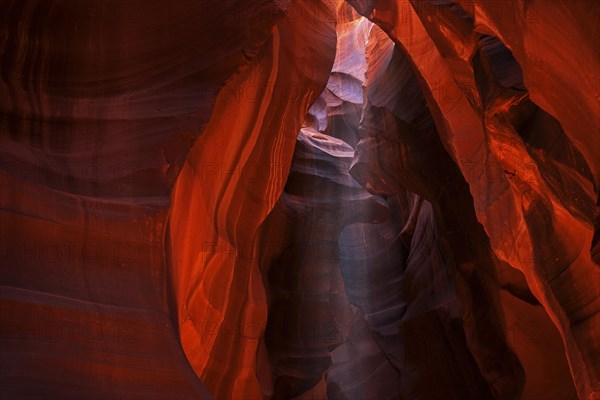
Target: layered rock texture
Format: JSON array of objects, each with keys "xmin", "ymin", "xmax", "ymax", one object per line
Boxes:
[{"xmin": 1, "ymin": 1, "xmax": 598, "ymax": 399}]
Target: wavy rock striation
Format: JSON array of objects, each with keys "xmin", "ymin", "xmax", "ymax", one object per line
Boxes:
[
  {"xmin": 1, "ymin": 0, "xmax": 334, "ymax": 398},
  {"xmin": 1, "ymin": 1, "xmax": 598, "ymax": 399},
  {"xmin": 347, "ymin": 0, "xmax": 599, "ymax": 398},
  {"xmin": 167, "ymin": 2, "xmax": 339, "ymax": 398}
]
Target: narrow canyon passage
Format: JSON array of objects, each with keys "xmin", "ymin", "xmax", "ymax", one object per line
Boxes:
[
  {"xmin": 257, "ymin": 9, "xmax": 577, "ymax": 398},
  {"xmin": 1, "ymin": 1, "xmax": 598, "ymax": 400}
]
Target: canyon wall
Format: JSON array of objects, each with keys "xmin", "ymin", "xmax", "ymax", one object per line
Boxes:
[{"xmin": 1, "ymin": 1, "xmax": 598, "ymax": 399}]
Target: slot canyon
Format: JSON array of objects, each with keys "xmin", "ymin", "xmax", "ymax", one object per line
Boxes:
[{"xmin": 1, "ymin": 1, "xmax": 599, "ymax": 399}]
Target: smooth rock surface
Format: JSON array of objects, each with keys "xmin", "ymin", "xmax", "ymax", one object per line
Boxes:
[{"xmin": 1, "ymin": 1, "xmax": 597, "ymax": 399}]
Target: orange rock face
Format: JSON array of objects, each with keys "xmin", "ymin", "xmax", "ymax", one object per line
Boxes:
[{"xmin": 1, "ymin": 1, "xmax": 598, "ymax": 399}]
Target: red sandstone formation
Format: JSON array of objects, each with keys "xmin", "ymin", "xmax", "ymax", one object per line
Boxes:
[{"xmin": 1, "ymin": 1, "xmax": 598, "ymax": 399}]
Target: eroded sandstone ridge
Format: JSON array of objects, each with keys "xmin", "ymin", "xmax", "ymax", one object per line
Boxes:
[{"xmin": 1, "ymin": 1, "xmax": 598, "ymax": 399}]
